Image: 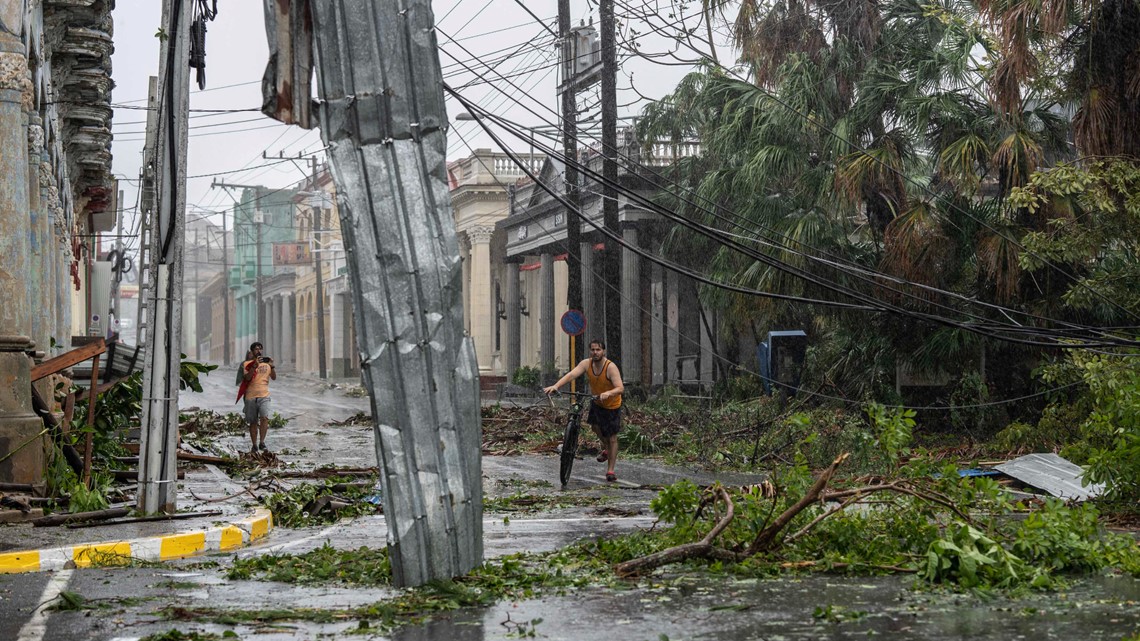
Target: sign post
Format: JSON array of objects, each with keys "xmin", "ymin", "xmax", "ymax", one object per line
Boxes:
[{"xmin": 560, "ymin": 310, "xmax": 586, "ymax": 394}]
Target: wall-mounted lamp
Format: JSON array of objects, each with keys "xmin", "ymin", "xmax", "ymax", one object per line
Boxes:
[
  {"xmin": 519, "ymin": 293, "xmax": 529, "ymax": 317},
  {"xmin": 496, "ymin": 295, "xmax": 507, "ymax": 320}
]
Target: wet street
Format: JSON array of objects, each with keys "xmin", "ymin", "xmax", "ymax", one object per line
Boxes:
[{"xmin": 1, "ymin": 370, "xmax": 1138, "ymax": 640}]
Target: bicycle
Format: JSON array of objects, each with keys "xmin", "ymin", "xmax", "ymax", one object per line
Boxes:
[{"xmin": 549, "ymin": 390, "xmax": 597, "ymax": 487}]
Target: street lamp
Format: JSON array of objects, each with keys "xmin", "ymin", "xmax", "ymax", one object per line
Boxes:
[{"xmin": 454, "ymin": 112, "xmax": 557, "ymax": 173}]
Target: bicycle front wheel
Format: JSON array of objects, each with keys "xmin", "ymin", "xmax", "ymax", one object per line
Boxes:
[{"xmin": 559, "ymin": 414, "xmax": 581, "ymax": 487}]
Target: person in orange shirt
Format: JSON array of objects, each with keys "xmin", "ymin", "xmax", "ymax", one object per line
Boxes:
[
  {"xmin": 544, "ymin": 339, "xmax": 625, "ymax": 482},
  {"xmin": 241, "ymin": 342, "xmax": 277, "ymax": 453}
]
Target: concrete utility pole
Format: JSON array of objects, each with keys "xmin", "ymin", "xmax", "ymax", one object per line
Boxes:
[
  {"xmin": 310, "ymin": 185, "xmax": 327, "ymax": 380},
  {"xmin": 262, "ymin": 0, "xmax": 482, "ymax": 587},
  {"xmin": 138, "ymin": 0, "xmax": 192, "ymax": 514},
  {"xmin": 559, "ymin": 0, "xmax": 582, "ymax": 363},
  {"xmin": 601, "ymin": 0, "xmax": 622, "ymax": 364},
  {"xmin": 109, "ymin": 189, "xmax": 125, "ymax": 338}
]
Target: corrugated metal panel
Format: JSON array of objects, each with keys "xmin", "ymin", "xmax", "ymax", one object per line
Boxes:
[
  {"xmin": 263, "ymin": 0, "xmax": 484, "ymax": 587},
  {"xmin": 260, "ymin": 0, "xmax": 313, "ymax": 128},
  {"xmin": 994, "ymin": 453, "xmax": 1104, "ymax": 501}
]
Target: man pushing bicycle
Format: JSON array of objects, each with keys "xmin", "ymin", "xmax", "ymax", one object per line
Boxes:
[{"xmin": 544, "ymin": 339, "xmax": 625, "ymax": 482}]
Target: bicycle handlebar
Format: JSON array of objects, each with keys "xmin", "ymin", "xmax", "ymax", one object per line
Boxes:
[{"xmin": 548, "ymin": 389, "xmax": 597, "ymax": 400}]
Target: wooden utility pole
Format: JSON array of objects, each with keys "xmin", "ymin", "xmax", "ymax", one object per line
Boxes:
[
  {"xmin": 138, "ymin": 0, "xmax": 192, "ymax": 514},
  {"xmin": 601, "ymin": 0, "xmax": 622, "ymax": 363},
  {"xmin": 559, "ymin": 0, "xmax": 582, "ymax": 364}
]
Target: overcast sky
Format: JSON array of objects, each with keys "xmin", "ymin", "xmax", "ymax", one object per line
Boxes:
[{"xmin": 109, "ymin": 0, "xmax": 722, "ymax": 252}]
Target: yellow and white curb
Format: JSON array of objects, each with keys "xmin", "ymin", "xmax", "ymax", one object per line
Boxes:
[{"xmin": 0, "ymin": 509, "xmax": 273, "ymax": 574}]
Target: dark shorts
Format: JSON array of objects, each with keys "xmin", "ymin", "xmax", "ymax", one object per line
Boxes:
[{"xmin": 587, "ymin": 404, "xmax": 622, "ymax": 438}]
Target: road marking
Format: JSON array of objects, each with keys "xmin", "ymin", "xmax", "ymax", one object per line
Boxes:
[
  {"xmin": 242, "ymin": 523, "xmax": 342, "ymax": 556},
  {"xmin": 16, "ymin": 569, "xmax": 73, "ymax": 641}
]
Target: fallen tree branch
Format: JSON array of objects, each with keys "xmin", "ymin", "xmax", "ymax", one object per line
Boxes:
[
  {"xmin": 615, "ymin": 487, "xmax": 739, "ymax": 577},
  {"xmin": 746, "ymin": 453, "xmax": 849, "ymax": 555},
  {"xmin": 784, "ymin": 491, "xmax": 866, "ymax": 545}
]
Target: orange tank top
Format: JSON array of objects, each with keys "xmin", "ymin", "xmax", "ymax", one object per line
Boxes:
[{"xmin": 585, "ymin": 359, "xmax": 621, "ymax": 409}]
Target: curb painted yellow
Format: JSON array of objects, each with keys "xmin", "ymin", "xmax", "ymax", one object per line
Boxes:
[{"xmin": 0, "ymin": 508, "xmax": 273, "ymax": 574}]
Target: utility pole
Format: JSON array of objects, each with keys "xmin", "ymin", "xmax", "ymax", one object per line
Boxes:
[
  {"xmin": 138, "ymin": 0, "xmax": 192, "ymax": 514},
  {"xmin": 136, "ymin": 77, "xmax": 159, "ymax": 347},
  {"xmin": 311, "ymin": 163, "xmax": 328, "ymax": 379},
  {"xmin": 221, "ymin": 207, "xmax": 231, "ymax": 365},
  {"xmin": 266, "ymin": 151, "xmax": 327, "ymax": 379},
  {"xmin": 212, "ymin": 180, "xmax": 271, "ymax": 359},
  {"xmin": 109, "ymin": 189, "xmax": 125, "ymax": 338},
  {"xmin": 559, "ymin": 0, "xmax": 582, "ymax": 364},
  {"xmin": 601, "ymin": 0, "xmax": 622, "ymax": 364},
  {"xmin": 193, "ymin": 227, "xmax": 200, "ymax": 359},
  {"xmin": 256, "ymin": 206, "xmax": 265, "ymax": 345}
]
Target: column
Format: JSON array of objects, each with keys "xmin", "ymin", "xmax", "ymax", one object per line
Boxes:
[
  {"xmin": 540, "ymin": 252, "xmax": 555, "ymax": 375},
  {"xmin": 504, "ymin": 261, "xmax": 520, "ymax": 376},
  {"xmin": 621, "ymin": 226, "xmax": 641, "ymax": 384},
  {"xmin": 280, "ymin": 294, "xmax": 291, "ymax": 369},
  {"xmin": 467, "ymin": 225, "xmax": 493, "ymax": 373},
  {"xmin": 700, "ymin": 306, "xmax": 715, "ymax": 387},
  {"xmin": 580, "ymin": 241, "xmax": 595, "ymax": 340},
  {"xmin": 459, "ymin": 232, "xmax": 471, "ymax": 335},
  {"xmin": 28, "ymin": 115, "xmax": 48, "ymax": 357},
  {"xmin": 0, "ymin": 31, "xmax": 43, "ymax": 484},
  {"xmin": 331, "ymin": 292, "xmax": 347, "ymax": 377},
  {"xmin": 665, "ymin": 269, "xmax": 679, "ymax": 384},
  {"xmin": 650, "ymin": 261, "xmax": 665, "ymax": 386}
]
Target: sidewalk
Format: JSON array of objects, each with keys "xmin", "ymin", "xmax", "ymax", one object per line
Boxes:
[{"xmin": 0, "ymin": 465, "xmax": 273, "ymax": 574}]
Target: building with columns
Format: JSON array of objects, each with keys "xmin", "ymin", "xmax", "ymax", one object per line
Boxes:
[
  {"xmin": 1, "ymin": 1, "xmax": 118, "ymax": 483},
  {"xmin": 497, "ymin": 138, "xmax": 722, "ymax": 391},
  {"xmin": 448, "ymin": 149, "xmax": 543, "ymax": 385},
  {"xmin": 194, "ymin": 165, "xmax": 358, "ymax": 379}
]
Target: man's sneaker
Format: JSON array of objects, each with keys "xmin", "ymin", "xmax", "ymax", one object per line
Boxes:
[{"xmin": 259, "ymin": 443, "xmax": 268, "ymax": 452}]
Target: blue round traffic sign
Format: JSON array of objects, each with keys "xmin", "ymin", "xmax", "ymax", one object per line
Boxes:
[{"xmin": 560, "ymin": 309, "xmax": 586, "ymax": 336}]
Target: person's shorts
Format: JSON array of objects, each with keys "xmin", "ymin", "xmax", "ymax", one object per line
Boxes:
[
  {"xmin": 587, "ymin": 404, "xmax": 622, "ymax": 437},
  {"xmin": 244, "ymin": 396, "xmax": 272, "ymax": 424}
]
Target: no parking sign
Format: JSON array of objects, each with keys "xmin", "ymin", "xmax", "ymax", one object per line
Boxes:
[{"xmin": 560, "ymin": 309, "xmax": 586, "ymax": 336}]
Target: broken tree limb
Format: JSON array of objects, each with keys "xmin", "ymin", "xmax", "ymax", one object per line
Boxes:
[
  {"xmin": 32, "ymin": 507, "xmax": 131, "ymax": 527},
  {"xmin": 746, "ymin": 453, "xmax": 849, "ymax": 555},
  {"xmin": 29, "ymin": 385, "xmax": 85, "ymax": 477},
  {"xmin": 616, "ymin": 486, "xmax": 741, "ymax": 577},
  {"xmin": 820, "ymin": 481, "xmax": 979, "ymax": 528},
  {"xmin": 65, "ymin": 510, "xmax": 223, "ymax": 529}
]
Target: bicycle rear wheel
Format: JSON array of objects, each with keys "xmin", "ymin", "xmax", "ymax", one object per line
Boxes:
[{"xmin": 559, "ymin": 414, "xmax": 580, "ymax": 487}]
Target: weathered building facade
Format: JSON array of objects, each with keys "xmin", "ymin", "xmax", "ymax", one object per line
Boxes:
[
  {"xmin": 498, "ymin": 138, "xmax": 720, "ymax": 391},
  {"xmin": 0, "ymin": 1, "xmax": 116, "ymax": 483}
]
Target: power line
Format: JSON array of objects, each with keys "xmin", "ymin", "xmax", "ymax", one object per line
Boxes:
[
  {"xmin": 436, "ymin": 18, "xmax": 1138, "ymax": 343},
  {"xmin": 449, "ymin": 121, "xmax": 1086, "ymax": 410}
]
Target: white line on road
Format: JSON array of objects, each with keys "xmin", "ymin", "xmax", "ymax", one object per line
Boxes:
[
  {"xmin": 16, "ymin": 569, "xmax": 73, "ymax": 641},
  {"xmin": 241, "ymin": 523, "xmax": 342, "ymax": 556}
]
